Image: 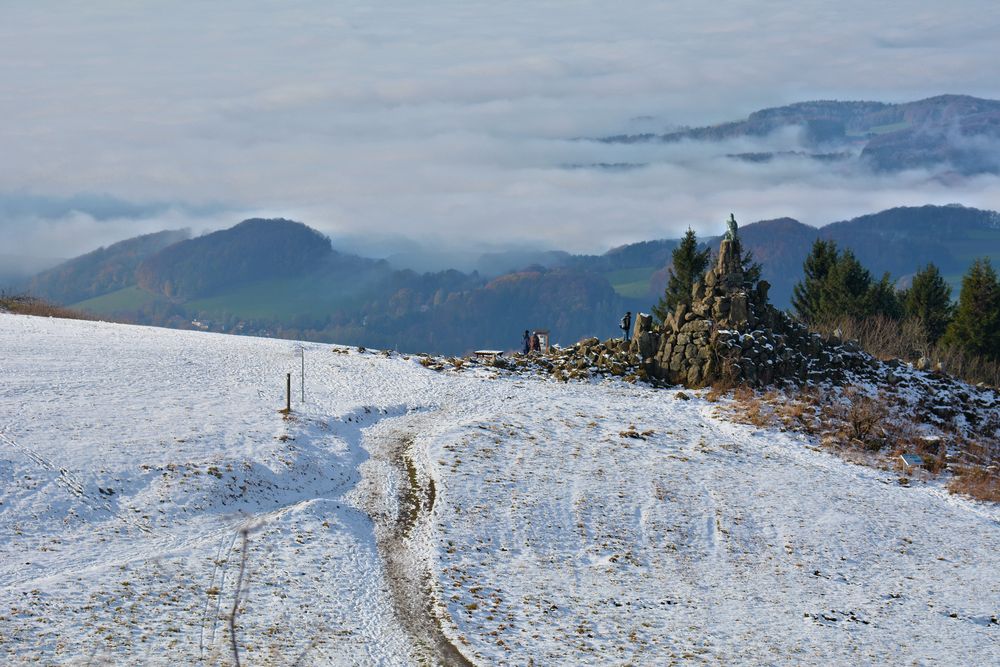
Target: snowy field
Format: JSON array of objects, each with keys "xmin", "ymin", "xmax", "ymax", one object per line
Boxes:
[{"xmin": 1, "ymin": 313, "xmax": 998, "ymax": 665}]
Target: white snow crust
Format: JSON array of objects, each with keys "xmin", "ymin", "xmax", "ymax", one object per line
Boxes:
[{"xmin": 1, "ymin": 314, "xmax": 998, "ymax": 664}]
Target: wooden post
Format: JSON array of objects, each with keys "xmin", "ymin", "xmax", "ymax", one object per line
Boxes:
[
  {"xmin": 285, "ymin": 373, "xmax": 291, "ymax": 413},
  {"xmin": 300, "ymin": 348, "xmax": 305, "ymax": 403}
]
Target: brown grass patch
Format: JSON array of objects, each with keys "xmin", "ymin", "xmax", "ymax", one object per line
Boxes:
[
  {"xmin": 0, "ymin": 295, "xmax": 93, "ymax": 321},
  {"xmin": 729, "ymin": 386, "xmax": 778, "ymax": 429},
  {"xmin": 948, "ymin": 466, "xmax": 1000, "ymax": 502},
  {"xmin": 942, "ymin": 436, "xmax": 1000, "ymax": 499},
  {"xmin": 775, "ymin": 398, "xmax": 820, "ymax": 433},
  {"xmin": 723, "ymin": 381, "xmax": 998, "ymax": 504}
]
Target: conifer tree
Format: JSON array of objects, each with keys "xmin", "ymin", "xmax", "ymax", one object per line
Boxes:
[
  {"xmin": 903, "ymin": 263, "xmax": 953, "ymax": 344},
  {"xmin": 791, "ymin": 239, "xmax": 838, "ymax": 323},
  {"xmin": 652, "ymin": 228, "xmax": 711, "ymax": 322},
  {"xmin": 793, "ymin": 241, "xmax": 904, "ymax": 323},
  {"xmin": 741, "ymin": 248, "xmax": 763, "ymax": 289},
  {"xmin": 865, "ymin": 272, "xmax": 904, "ymax": 320},
  {"xmin": 820, "ymin": 249, "xmax": 874, "ymax": 320},
  {"xmin": 942, "ymin": 259, "xmax": 1000, "ymax": 360}
]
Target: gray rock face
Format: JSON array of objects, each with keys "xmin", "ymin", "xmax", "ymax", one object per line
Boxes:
[{"xmin": 639, "ymin": 232, "xmax": 873, "ymax": 388}]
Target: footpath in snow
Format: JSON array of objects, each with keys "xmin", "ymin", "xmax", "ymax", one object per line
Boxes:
[{"xmin": 0, "ymin": 314, "xmax": 997, "ymax": 665}]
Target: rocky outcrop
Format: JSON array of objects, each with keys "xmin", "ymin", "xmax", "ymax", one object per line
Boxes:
[
  {"xmin": 633, "ymin": 234, "xmax": 873, "ymax": 387},
  {"xmin": 532, "ymin": 336, "xmax": 643, "ymax": 383},
  {"xmin": 545, "ymin": 225, "xmax": 875, "ymax": 389}
]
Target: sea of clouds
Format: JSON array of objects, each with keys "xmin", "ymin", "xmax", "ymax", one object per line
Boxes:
[{"xmin": 2, "ymin": 0, "xmax": 999, "ymax": 262}]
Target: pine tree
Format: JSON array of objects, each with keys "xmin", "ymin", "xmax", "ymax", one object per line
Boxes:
[
  {"xmin": 791, "ymin": 239, "xmax": 838, "ymax": 323},
  {"xmin": 652, "ymin": 228, "xmax": 711, "ymax": 322},
  {"xmin": 793, "ymin": 241, "xmax": 904, "ymax": 323},
  {"xmin": 903, "ymin": 263, "xmax": 953, "ymax": 344},
  {"xmin": 741, "ymin": 248, "xmax": 762, "ymax": 289},
  {"xmin": 942, "ymin": 258, "xmax": 1000, "ymax": 360},
  {"xmin": 820, "ymin": 249, "xmax": 873, "ymax": 321},
  {"xmin": 865, "ymin": 272, "xmax": 903, "ymax": 320}
]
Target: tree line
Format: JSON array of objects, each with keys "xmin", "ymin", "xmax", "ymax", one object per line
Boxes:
[{"xmin": 791, "ymin": 239, "xmax": 999, "ymax": 362}]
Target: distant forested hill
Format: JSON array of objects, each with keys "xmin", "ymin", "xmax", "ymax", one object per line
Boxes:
[
  {"xmin": 21, "ymin": 206, "xmax": 1000, "ymax": 355},
  {"xmin": 26, "ymin": 229, "xmax": 189, "ymax": 304},
  {"xmin": 821, "ymin": 205, "xmax": 1000, "ymax": 279},
  {"xmin": 602, "ymin": 205, "xmax": 1000, "ymax": 313},
  {"xmin": 600, "ymin": 95, "xmax": 1000, "ymax": 175},
  {"xmin": 327, "ymin": 267, "xmax": 637, "ymax": 353},
  {"xmin": 713, "ymin": 205, "xmax": 1000, "ymax": 306},
  {"xmin": 136, "ymin": 219, "xmax": 332, "ymax": 300}
]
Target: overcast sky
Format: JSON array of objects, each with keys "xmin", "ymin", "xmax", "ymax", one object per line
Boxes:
[{"xmin": 3, "ymin": 0, "xmax": 1000, "ymax": 260}]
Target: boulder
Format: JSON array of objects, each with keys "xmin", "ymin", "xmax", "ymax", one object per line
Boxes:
[
  {"xmin": 692, "ymin": 280, "xmax": 706, "ymax": 301},
  {"xmin": 633, "ymin": 312, "xmax": 653, "ymax": 338},
  {"xmin": 729, "ymin": 294, "xmax": 749, "ymax": 323}
]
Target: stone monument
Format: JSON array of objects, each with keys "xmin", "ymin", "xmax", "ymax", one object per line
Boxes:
[{"xmin": 626, "ymin": 214, "xmax": 871, "ymax": 387}]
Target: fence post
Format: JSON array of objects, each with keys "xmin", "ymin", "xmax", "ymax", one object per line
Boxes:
[{"xmin": 286, "ymin": 373, "xmax": 291, "ymax": 413}]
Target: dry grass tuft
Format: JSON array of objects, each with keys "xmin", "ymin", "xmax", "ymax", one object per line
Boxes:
[
  {"xmin": 619, "ymin": 425, "xmax": 653, "ymax": 440},
  {"xmin": 704, "ymin": 386, "xmax": 725, "ymax": 402},
  {"xmin": 728, "ymin": 386, "xmax": 778, "ymax": 429},
  {"xmin": 0, "ymin": 294, "xmax": 93, "ymax": 321},
  {"xmin": 948, "ymin": 466, "xmax": 1000, "ymax": 502},
  {"xmin": 775, "ymin": 397, "xmax": 821, "ymax": 433}
]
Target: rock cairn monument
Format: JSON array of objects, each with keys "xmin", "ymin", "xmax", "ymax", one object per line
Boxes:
[
  {"xmin": 629, "ymin": 215, "xmax": 871, "ymax": 387},
  {"xmin": 543, "ymin": 215, "xmax": 873, "ymax": 388}
]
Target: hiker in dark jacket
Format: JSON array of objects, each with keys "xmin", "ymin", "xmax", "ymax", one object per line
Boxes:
[
  {"xmin": 620, "ymin": 311, "xmax": 632, "ymax": 341},
  {"xmin": 522, "ymin": 330, "xmax": 531, "ymax": 354},
  {"xmin": 531, "ymin": 332, "xmax": 540, "ymax": 353}
]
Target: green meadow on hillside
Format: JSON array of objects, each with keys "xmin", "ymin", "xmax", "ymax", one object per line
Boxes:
[{"xmin": 605, "ymin": 267, "xmax": 656, "ymax": 299}]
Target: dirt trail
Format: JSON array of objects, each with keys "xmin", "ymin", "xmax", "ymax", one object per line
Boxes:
[{"xmin": 360, "ymin": 429, "xmax": 474, "ymax": 667}]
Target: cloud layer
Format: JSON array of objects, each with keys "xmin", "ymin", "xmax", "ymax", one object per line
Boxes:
[{"xmin": 2, "ymin": 1, "xmax": 1000, "ymax": 260}]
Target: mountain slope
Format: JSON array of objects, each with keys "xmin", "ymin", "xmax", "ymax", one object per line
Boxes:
[
  {"xmin": 136, "ymin": 218, "xmax": 333, "ymax": 300},
  {"xmin": 821, "ymin": 204, "xmax": 1000, "ymax": 280},
  {"xmin": 22, "ymin": 205, "xmax": 1000, "ymax": 352},
  {"xmin": 601, "ymin": 95, "xmax": 1000, "ymax": 174},
  {"xmin": 643, "ymin": 206, "xmax": 1000, "ymax": 310},
  {"xmin": 25, "ymin": 229, "xmax": 189, "ymax": 304}
]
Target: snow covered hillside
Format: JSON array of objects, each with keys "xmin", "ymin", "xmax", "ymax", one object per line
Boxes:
[{"xmin": 1, "ymin": 314, "xmax": 998, "ymax": 665}]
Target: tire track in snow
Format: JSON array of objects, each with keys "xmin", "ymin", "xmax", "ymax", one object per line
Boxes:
[{"xmin": 198, "ymin": 527, "xmax": 241, "ymax": 661}]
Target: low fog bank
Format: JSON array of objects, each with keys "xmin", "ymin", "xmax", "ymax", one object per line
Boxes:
[
  {"xmin": 2, "ymin": 1, "xmax": 999, "ymax": 261},
  {"xmin": 6, "ymin": 138, "xmax": 1000, "ymax": 268}
]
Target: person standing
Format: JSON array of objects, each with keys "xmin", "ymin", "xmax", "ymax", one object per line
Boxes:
[
  {"xmin": 620, "ymin": 311, "xmax": 632, "ymax": 342},
  {"xmin": 522, "ymin": 329, "xmax": 531, "ymax": 354},
  {"xmin": 531, "ymin": 331, "xmax": 540, "ymax": 353}
]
